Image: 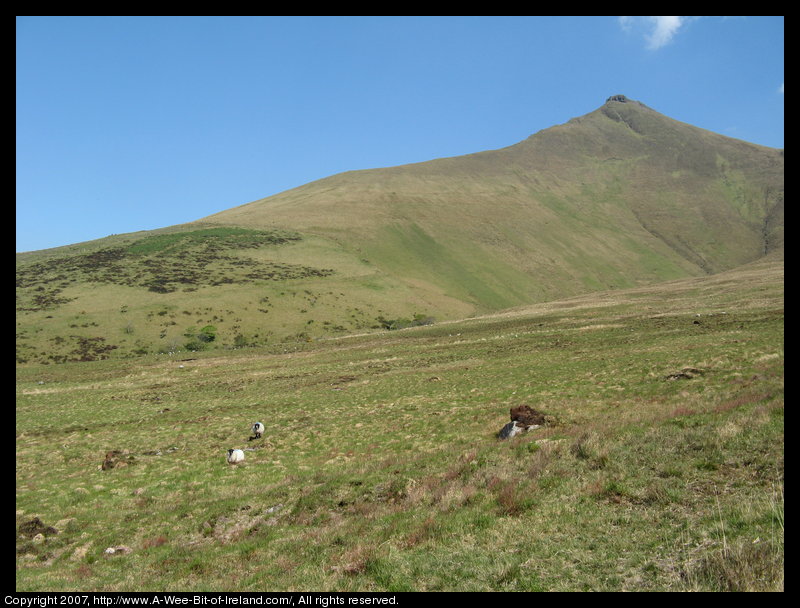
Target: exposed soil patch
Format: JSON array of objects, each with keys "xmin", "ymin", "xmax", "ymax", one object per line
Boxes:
[
  {"xmin": 665, "ymin": 367, "xmax": 705, "ymax": 381},
  {"xmin": 18, "ymin": 517, "xmax": 58, "ymax": 539}
]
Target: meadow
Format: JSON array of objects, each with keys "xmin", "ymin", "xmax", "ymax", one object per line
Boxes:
[{"xmin": 16, "ymin": 259, "xmax": 783, "ymax": 591}]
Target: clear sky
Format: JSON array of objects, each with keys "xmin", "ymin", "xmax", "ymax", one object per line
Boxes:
[{"xmin": 16, "ymin": 16, "xmax": 784, "ymax": 253}]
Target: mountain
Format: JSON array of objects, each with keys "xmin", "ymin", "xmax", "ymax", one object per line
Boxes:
[
  {"xmin": 201, "ymin": 95, "xmax": 783, "ymax": 302},
  {"xmin": 16, "ymin": 96, "xmax": 784, "ymax": 363}
]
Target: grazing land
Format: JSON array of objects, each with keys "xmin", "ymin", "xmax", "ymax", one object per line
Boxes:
[{"xmin": 16, "ymin": 258, "xmax": 783, "ymax": 591}]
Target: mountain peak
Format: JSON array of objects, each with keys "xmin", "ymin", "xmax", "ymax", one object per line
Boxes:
[{"xmin": 602, "ymin": 94, "xmax": 653, "ymax": 112}]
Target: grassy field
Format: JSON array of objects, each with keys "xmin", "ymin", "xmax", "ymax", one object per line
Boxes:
[{"xmin": 16, "ymin": 259, "xmax": 783, "ymax": 591}]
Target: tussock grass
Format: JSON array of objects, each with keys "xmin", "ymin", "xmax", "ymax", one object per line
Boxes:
[{"xmin": 16, "ymin": 262, "xmax": 782, "ymax": 591}]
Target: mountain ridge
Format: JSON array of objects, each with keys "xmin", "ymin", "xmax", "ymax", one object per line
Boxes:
[
  {"xmin": 16, "ymin": 96, "xmax": 783, "ymax": 362},
  {"xmin": 198, "ymin": 95, "xmax": 782, "ymax": 291}
]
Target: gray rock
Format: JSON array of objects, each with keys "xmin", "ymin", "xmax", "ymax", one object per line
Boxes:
[
  {"xmin": 498, "ymin": 420, "xmax": 542, "ymax": 440},
  {"xmin": 498, "ymin": 421, "xmax": 523, "ymax": 440}
]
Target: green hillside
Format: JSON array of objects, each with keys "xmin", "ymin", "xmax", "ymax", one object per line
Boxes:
[
  {"xmin": 15, "ymin": 94, "xmax": 784, "ymax": 591},
  {"xmin": 16, "ymin": 96, "xmax": 783, "ymax": 363},
  {"xmin": 204, "ymin": 95, "xmax": 782, "ymax": 287},
  {"xmin": 16, "ymin": 258, "xmax": 784, "ymax": 591}
]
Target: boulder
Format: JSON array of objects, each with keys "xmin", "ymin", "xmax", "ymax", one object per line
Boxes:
[
  {"xmin": 498, "ymin": 421, "xmax": 524, "ymax": 440},
  {"xmin": 498, "ymin": 405, "xmax": 549, "ymax": 439},
  {"xmin": 510, "ymin": 405, "xmax": 546, "ymax": 427}
]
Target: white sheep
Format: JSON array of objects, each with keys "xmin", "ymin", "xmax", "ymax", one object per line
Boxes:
[
  {"xmin": 251, "ymin": 422, "xmax": 265, "ymax": 439},
  {"xmin": 226, "ymin": 449, "xmax": 245, "ymax": 465}
]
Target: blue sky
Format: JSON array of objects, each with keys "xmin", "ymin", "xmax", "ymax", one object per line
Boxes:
[{"xmin": 16, "ymin": 16, "xmax": 784, "ymax": 252}]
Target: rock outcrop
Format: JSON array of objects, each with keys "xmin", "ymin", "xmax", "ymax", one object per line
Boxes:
[{"xmin": 498, "ymin": 405, "xmax": 548, "ymax": 439}]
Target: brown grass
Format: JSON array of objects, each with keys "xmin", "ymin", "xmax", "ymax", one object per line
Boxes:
[
  {"xmin": 141, "ymin": 535, "xmax": 168, "ymax": 549},
  {"xmin": 685, "ymin": 539, "xmax": 784, "ymax": 591}
]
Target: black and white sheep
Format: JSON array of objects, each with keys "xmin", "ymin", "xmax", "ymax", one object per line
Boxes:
[{"xmin": 226, "ymin": 448, "xmax": 245, "ymax": 465}]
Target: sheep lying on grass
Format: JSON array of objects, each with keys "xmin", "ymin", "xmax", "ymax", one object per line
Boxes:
[{"xmin": 226, "ymin": 449, "xmax": 245, "ymax": 465}]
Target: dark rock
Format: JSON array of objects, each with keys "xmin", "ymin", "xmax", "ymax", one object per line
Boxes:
[
  {"xmin": 499, "ymin": 405, "xmax": 549, "ymax": 439},
  {"xmin": 510, "ymin": 405, "xmax": 546, "ymax": 427}
]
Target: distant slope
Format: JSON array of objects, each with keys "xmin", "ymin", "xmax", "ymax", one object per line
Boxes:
[
  {"xmin": 201, "ymin": 95, "xmax": 782, "ymax": 309},
  {"xmin": 16, "ymin": 96, "xmax": 783, "ymax": 363}
]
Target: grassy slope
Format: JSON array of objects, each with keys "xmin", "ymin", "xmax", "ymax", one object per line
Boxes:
[
  {"xmin": 201, "ymin": 98, "xmax": 783, "ymax": 303},
  {"xmin": 16, "ymin": 98, "xmax": 783, "ymax": 362},
  {"xmin": 16, "ymin": 257, "xmax": 783, "ymax": 591},
  {"xmin": 17, "ymin": 226, "xmax": 467, "ymax": 365}
]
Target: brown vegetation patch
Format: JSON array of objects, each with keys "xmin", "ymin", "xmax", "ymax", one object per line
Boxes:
[
  {"xmin": 18, "ymin": 517, "xmax": 58, "ymax": 539},
  {"xmin": 665, "ymin": 367, "xmax": 705, "ymax": 381}
]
